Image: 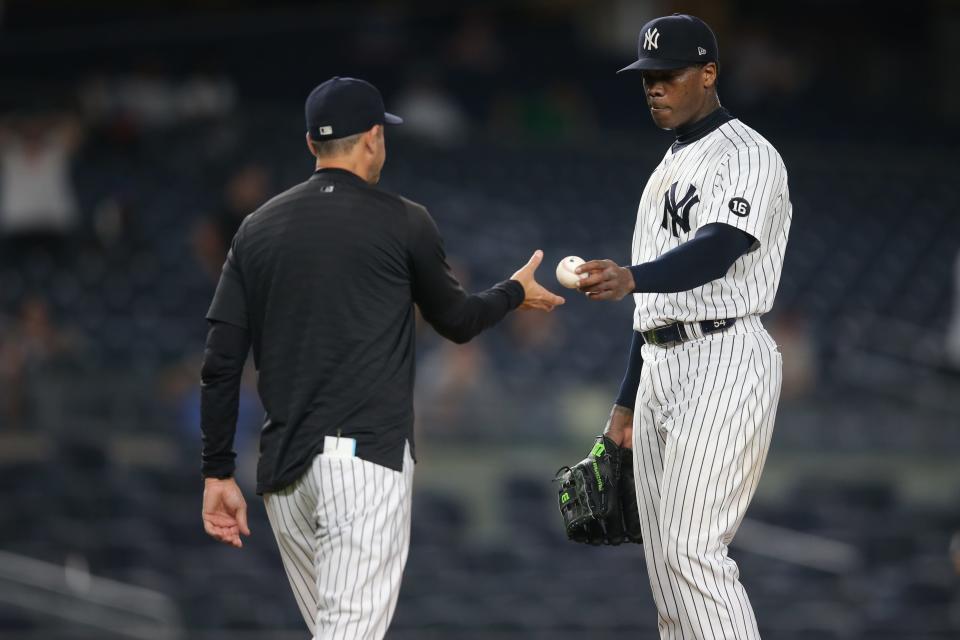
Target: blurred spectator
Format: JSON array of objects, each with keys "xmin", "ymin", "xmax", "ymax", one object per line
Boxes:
[
  {"xmin": 946, "ymin": 250, "xmax": 960, "ymax": 370},
  {"xmin": 725, "ymin": 24, "xmax": 814, "ymax": 107},
  {"xmin": 90, "ymin": 196, "xmax": 135, "ymax": 254},
  {"xmin": 351, "ymin": 2, "xmax": 409, "ymax": 66},
  {"xmin": 414, "ymin": 261, "xmax": 504, "ymax": 441},
  {"xmin": 506, "ymin": 306, "xmax": 563, "ymax": 362},
  {"xmin": 445, "ymin": 9, "xmax": 504, "ymax": 75},
  {"xmin": 0, "ymin": 113, "xmax": 82, "ymax": 264},
  {"xmin": 80, "ymin": 64, "xmax": 236, "ymax": 134},
  {"xmin": 392, "ymin": 70, "xmax": 470, "ymax": 144},
  {"xmin": 0, "ymin": 297, "xmax": 81, "ymax": 429},
  {"xmin": 415, "ymin": 338, "xmax": 502, "ymax": 442},
  {"xmin": 947, "ymin": 526, "xmax": 960, "ymax": 623},
  {"xmin": 768, "ymin": 310, "xmax": 817, "ymax": 400},
  {"xmin": 490, "ymin": 81, "xmax": 596, "ymax": 142},
  {"xmin": 192, "ymin": 164, "xmax": 270, "ymax": 281},
  {"xmin": 497, "ymin": 309, "xmax": 563, "ymax": 383},
  {"xmin": 951, "ymin": 531, "xmax": 960, "ymax": 575},
  {"xmin": 496, "ymin": 309, "xmax": 567, "ymax": 438},
  {"xmin": 443, "ymin": 8, "xmax": 505, "ymax": 115}
]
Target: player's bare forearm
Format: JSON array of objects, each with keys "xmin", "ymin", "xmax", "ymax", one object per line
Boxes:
[{"xmin": 604, "ymin": 404, "xmax": 634, "ymax": 448}]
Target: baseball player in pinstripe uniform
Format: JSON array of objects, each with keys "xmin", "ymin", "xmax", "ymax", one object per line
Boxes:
[
  {"xmin": 576, "ymin": 15, "xmax": 792, "ymax": 639},
  {"xmin": 198, "ymin": 77, "xmax": 564, "ymax": 639}
]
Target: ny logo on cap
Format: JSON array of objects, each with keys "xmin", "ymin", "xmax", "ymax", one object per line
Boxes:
[{"xmin": 643, "ymin": 28, "xmax": 660, "ymax": 51}]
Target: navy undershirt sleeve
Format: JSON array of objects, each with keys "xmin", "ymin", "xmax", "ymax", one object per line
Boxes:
[
  {"xmin": 628, "ymin": 223, "xmax": 755, "ymax": 293},
  {"xmin": 614, "ymin": 329, "xmax": 644, "ymax": 410}
]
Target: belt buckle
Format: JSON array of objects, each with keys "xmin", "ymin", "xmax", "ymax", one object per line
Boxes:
[{"xmin": 652, "ymin": 325, "xmax": 678, "ymax": 348}]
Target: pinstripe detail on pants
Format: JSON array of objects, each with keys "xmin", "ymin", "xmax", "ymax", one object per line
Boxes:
[
  {"xmin": 264, "ymin": 442, "xmax": 415, "ymax": 640},
  {"xmin": 633, "ymin": 328, "xmax": 782, "ymax": 640}
]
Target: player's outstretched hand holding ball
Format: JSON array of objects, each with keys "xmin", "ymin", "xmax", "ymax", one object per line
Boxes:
[
  {"xmin": 576, "ymin": 258, "xmax": 636, "ymax": 301},
  {"xmin": 202, "ymin": 477, "xmax": 251, "ymax": 549},
  {"xmin": 511, "ymin": 250, "xmax": 566, "ymax": 312}
]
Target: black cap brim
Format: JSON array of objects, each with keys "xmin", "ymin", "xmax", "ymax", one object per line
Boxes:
[
  {"xmin": 385, "ymin": 112, "xmax": 403, "ymax": 125},
  {"xmin": 617, "ymin": 58, "xmax": 697, "ymax": 73}
]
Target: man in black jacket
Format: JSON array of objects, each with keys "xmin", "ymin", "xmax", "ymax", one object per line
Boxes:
[{"xmin": 198, "ymin": 76, "xmax": 563, "ymax": 639}]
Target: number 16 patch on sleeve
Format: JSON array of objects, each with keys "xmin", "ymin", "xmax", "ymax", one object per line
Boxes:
[{"xmin": 728, "ymin": 197, "xmax": 751, "ymax": 217}]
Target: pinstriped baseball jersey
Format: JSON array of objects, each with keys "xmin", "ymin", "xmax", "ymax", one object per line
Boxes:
[{"xmin": 631, "ymin": 118, "xmax": 792, "ymax": 331}]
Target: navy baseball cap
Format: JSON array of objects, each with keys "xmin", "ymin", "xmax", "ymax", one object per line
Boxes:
[
  {"xmin": 305, "ymin": 77, "xmax": 403, "ymax": 141},
  {"xmin": 618, "ymin": 14, "xmax": 718, "ymax": 73}
]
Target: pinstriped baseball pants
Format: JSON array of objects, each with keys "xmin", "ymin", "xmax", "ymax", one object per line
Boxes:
[
  {"xmin": 632, "ymin": 317, "xmax": 782, "ymax": 640},
  {"xmin": 263, "ymin": 442, "xmax": 414, "ymax": 640}
]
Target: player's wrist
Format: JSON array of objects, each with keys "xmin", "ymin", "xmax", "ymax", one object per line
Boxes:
[
  {"xmin": 625, "ymin": 265, "xmax": 644, "ymax": 293},
  {"xmin": 203, "ymin": 474, "xmax": 236, "ymax": 484},
  {"xmin": 603, "ymin": 405, "xmax": 634, "ymax": 448},
  {"xmin": 611, "ymin": 404, "xmax": 634, "ymax": 417}
]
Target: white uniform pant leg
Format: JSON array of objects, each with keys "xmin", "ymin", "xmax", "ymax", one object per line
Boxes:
[
  {"xmin": 264, "ymin": 442, "xmax": 415, "ymax": 640},
  {"xmin": 635, "ymin": 352, "xmax": 695, "ymax": 640},
  {"xmin": 635, "ymin": 331, "xmax": 782, "ymax": 640},
  {"xmin": 263, "ymin": 472, "xmax": 321, "ymax": 634}
]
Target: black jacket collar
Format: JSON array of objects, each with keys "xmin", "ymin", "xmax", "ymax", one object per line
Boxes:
[{"xmin": 311, "ymin": 167, "xmax": 368, "ymax": 186}]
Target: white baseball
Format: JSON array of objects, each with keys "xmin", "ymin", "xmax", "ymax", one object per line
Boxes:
[{"xmin": 556, "ymin": 256, "xmax": 586, "ymax": 289}]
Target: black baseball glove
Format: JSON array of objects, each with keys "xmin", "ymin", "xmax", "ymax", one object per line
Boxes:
[{"xmin": 555, "ymin": 435, "xmax": 643, "ymax": 545}]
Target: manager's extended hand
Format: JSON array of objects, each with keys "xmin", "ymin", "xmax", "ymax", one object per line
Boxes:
[
  {"xmin": 511, "ymin": 250, "xmax": 566, "ymax": 312},
  {"xmin": 576, "ymin": 259, "xmax": 635, "ymax": 301},
  {"xmin": 202, "ymin": 477, "xmax": 251, "ymax": 548}
]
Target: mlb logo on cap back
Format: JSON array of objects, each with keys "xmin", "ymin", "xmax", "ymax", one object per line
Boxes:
[
  {"xmin": 305, "ymin": 76, "xmax": 403, "ymax": 141},
  {"xmin": 618, "ymin": 14, "xmax": 719, "ymax": 73}
]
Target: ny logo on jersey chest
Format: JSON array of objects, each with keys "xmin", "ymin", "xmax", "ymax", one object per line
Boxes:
[{"xmin": 661, "ymin": 182, "xmax": 699, "ymax": 237}]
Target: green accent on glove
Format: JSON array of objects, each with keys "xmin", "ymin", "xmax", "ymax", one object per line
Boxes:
[
  {"xmin": 591, "ymin": 441, "xmax": 606, "ymax": 458},
  {"xmin": 592, "ymin": 460, "xmax": 604, "ymax": 492}
]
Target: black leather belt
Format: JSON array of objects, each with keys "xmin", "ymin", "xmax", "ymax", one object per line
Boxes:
[{"xmin": 640, "ymin": 318, "xmax": 737, "ymax": 347}]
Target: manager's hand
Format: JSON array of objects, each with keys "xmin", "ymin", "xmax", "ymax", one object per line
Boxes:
[
  {"xmin": 202, "ymin": 477, "xmax": 251, "ymax": 548},
  {"xmin": 511, "ymin": 250, "xmax": 566, "ymax": 312},
  {"xmin": 576, "ymin": 259, "xmax": 635, "ymax": 301}
]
